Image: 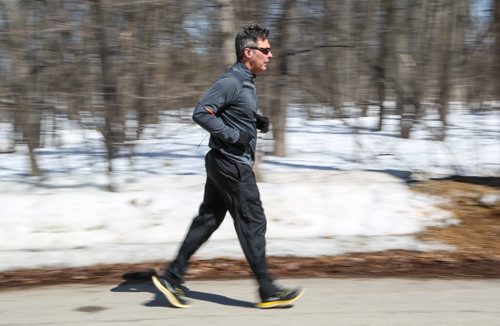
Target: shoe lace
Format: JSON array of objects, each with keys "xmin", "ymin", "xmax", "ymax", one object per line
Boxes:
[
  {"xmin": 277, "ymin": 289, "xmax": 292, "ymax": 297},
  {"xmin": 175, "ymin": 287, "xmax": 186, "ymax": 297}
]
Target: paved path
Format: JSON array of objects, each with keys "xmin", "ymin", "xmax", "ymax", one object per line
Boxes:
[{"xmin": 1, "ymin": 278, "xmax": 499, "ymax": 325}]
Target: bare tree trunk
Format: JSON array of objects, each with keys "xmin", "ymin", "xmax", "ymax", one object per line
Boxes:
[
  {"xmin": 394, "ymin": 1, "xmax": 418, "ymax": 139},
  {"xmin": 3, "ymin": 1, "xmax": 42, "ymax": 176},
  {"xmin": 494, "ymin": 0, "xmax": 500, "ymax": 104},
  {"xmin": 324, "ymin": 0, "xmax": 345, "ymax": 118},
  {"xmin": 413, "ymin": 1, "xmax": 440, "ymax": 120},
  {"xmin": 90, "ymin": 0, "xmax": 123, "ymax": 190},
  {"xmin": 269, "ymin": 0, "xmax": 296, "ymax": 157},
  {"xmin": 437, "ymin": 0, "xmax": 458, "ymax": 141},
  {"xmin": 353, "ymin": 1, "xmax": 363, "ymax": 110},
  {"xmin": 453, "ymin": 0, "xmax": 470, "ymax": 105},
  {"xmin": 376, "ymin": 0, "xmax": 393, "ymax": 131},
  {"xmin": 131, "ymin": 3, "xmax": 158, "ymax": 139},
  {"xmin": 217, "ymin": 0, "xmax": 236, "ymax": 67}
]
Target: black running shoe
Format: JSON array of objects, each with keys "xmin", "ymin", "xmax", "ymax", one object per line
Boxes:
[
  {"xmin": 151, "ymin": 274, "xmax": 191, "ymax": 308},
  {"xmin": 256, "ymin": 287, "xmax": 304, "ymax": 309}
]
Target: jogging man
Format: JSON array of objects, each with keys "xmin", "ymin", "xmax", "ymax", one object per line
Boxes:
[{"xmin": 152, "ymin": 24, "xmax": 303, "ymax": 309}]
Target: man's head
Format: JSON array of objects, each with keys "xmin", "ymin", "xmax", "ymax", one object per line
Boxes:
[{"xmin": 235, "ymin": 24, "xmax": 273, "ymax": 74}]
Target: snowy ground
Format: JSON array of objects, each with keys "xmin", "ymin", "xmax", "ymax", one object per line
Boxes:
[{"xmin": 0, "ymin": 105, "xmax": 498, "ymax": 271}]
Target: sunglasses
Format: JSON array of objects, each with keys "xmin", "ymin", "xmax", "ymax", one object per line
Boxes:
[{"xmin": 248, "ymin": 47, "xmax": 272, "ymax": 55}]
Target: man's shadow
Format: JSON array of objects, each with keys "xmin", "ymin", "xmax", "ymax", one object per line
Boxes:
[{"xmin": 110, "ymin": 269, "xmax": 255, "ymax": 309}]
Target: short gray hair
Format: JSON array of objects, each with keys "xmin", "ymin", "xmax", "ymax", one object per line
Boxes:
[{"xmin": 235, "ymin": 24, "xmax": 270, "ymax": 62}]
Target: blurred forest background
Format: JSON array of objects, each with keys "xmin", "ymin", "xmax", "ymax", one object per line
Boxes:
[{"xmin": 0, "ymin": 0, "xmax": 498, "ymax": 178}]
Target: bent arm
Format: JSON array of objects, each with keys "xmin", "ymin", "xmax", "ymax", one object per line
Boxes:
[{"xmin": 192, "ymin": 80, "xmax": 241, "ymax": 143}]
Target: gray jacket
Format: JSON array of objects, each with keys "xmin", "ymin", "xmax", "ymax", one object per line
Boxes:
[{"xmin": 193, "ymin": 62, "xmax": 259, "ymax": 166}]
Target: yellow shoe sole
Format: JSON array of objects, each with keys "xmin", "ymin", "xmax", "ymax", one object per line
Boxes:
[
  {"xmin": 255, "ymin": 288, "xmax": 305, "ymax": 309},
  {"xmin": 151, "ymin": 275, "xmax": 191, "ymax": 308}
]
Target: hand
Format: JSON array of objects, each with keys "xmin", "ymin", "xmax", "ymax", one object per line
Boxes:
[{"xmin": 256, "ymin": 115, "xmax": 270, "ymax": 133}]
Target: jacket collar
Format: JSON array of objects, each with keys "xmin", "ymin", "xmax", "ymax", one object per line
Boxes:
[{"xmin": 234, "ymin": 62, "xmax": 255, "ymax": 82}]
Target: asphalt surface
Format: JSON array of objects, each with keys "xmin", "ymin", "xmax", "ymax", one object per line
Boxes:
[{"xmin": 1, "ymin": 278, "xmax": 500, "ymax": 325}]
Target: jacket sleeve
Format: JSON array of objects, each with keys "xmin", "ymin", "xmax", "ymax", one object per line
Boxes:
[{"xmin": 192, "ymin": 78, "xmax": 241, "ymax": 144}]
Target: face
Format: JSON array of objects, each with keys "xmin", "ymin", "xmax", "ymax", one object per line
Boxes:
[{"xmin": 244, "ymin": 38, "xmax": 273, "ymax": 75}]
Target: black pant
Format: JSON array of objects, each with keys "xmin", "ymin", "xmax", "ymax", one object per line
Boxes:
[{"xmin": 167, "ymin": 149, "xmax": 275, "ymax": 294}]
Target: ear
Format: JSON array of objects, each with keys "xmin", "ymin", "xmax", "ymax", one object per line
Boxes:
[{"xmin": 243, "ymin": 48, "xmax": 253, "ymax": 60}]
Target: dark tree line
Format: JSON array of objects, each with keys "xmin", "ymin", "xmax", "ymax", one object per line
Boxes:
[{"xmin": 0, "ymin": 0, "xmax": 498, "ymax": 182}]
